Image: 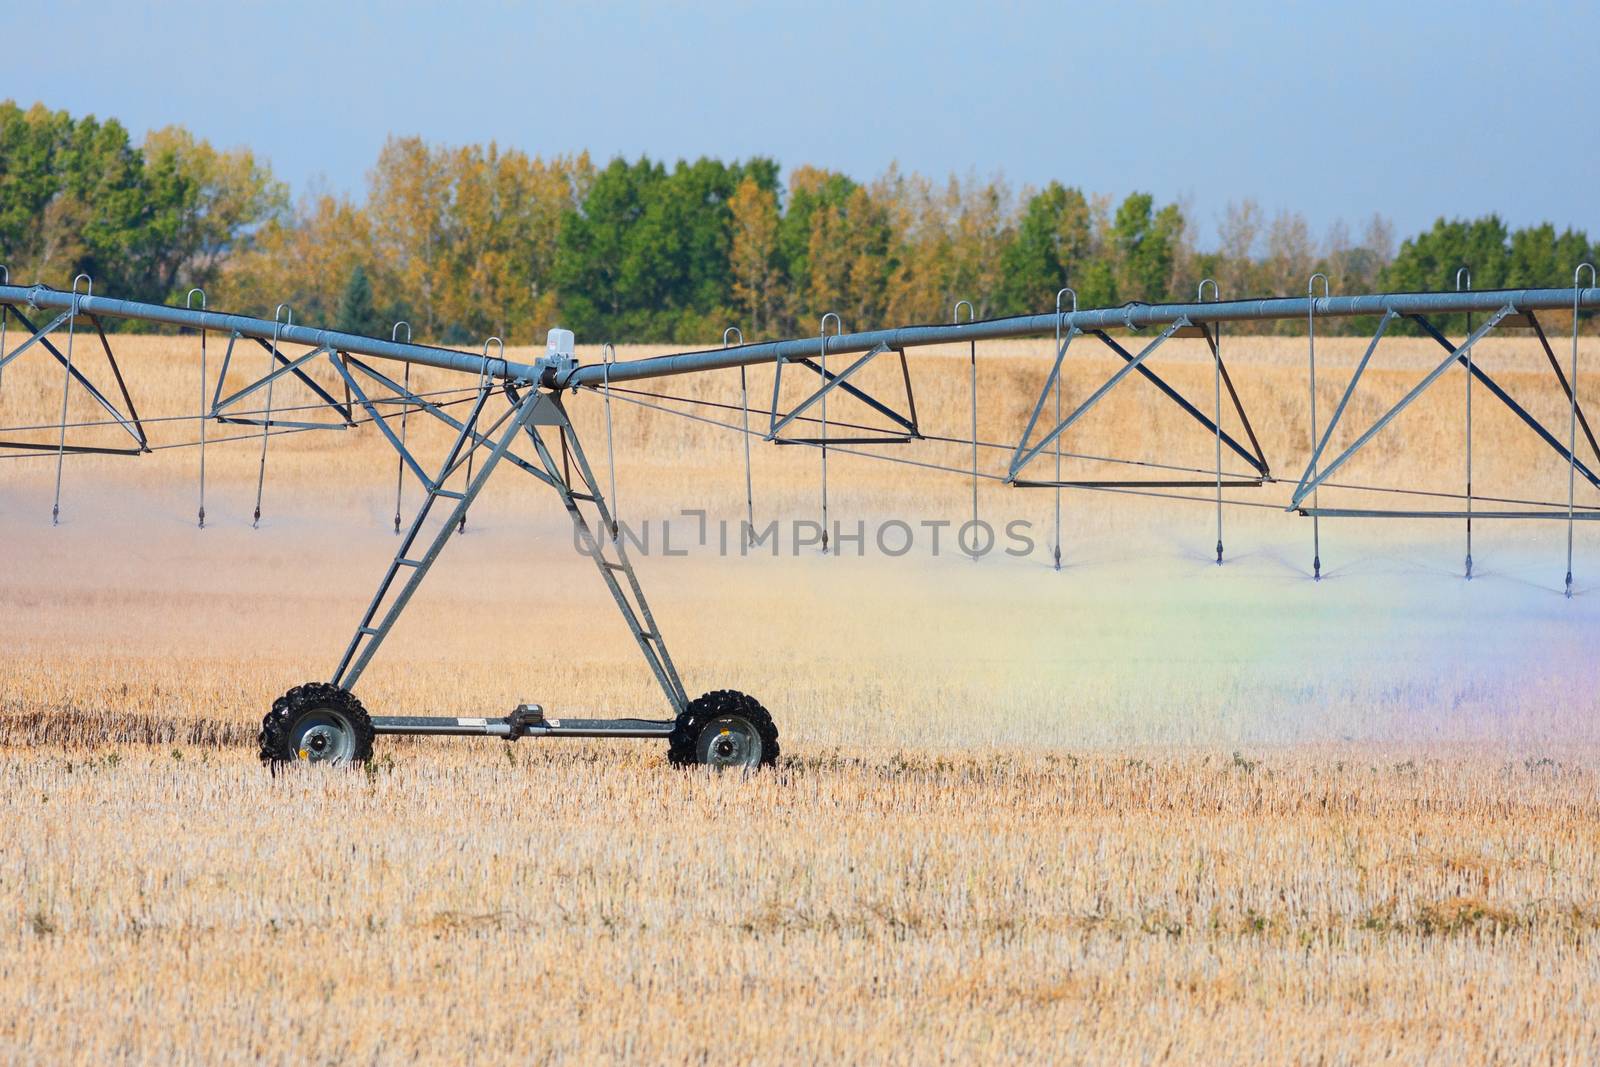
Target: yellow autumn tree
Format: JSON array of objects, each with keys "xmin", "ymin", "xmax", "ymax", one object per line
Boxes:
[
  {"xmin": 218, "ymin": 192, "xmax": 371, "ymax": 321},
  {"xmin": 806, "ymin": 185, "xmax": 890, "ymax": 329},
  {"xmin": 728, "ymin": 176, "xmax": 780, "ymax": 336},
  {"xmin": 878, "ymin": 166, "xmax": 952, "ymax": 325},
  {"xmin": 944, "ymin": 173, "xmax": 1014, "ymax": 318},
  {"xmin": 364, "ymin": 137, "xmax": 590, "ymax": 342}
]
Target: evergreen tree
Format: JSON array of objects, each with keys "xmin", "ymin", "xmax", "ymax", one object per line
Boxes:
[
  {"xmin": 336, "ymin": 264, "xmax": 384, "ymax": 337},
  {"xmin": 1380, "ymin": 215, "xmax": 1594, "ymax": 332}
]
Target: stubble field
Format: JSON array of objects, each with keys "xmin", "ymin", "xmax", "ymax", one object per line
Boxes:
[{"xmin": 3, "ymin": 328, "xmax": 1600, "ymax": 1063}]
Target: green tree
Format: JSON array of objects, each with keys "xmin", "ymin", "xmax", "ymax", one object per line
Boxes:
[
  {"xmin": 0, "ymin": 102, "xmax": 160, "ymax": 299},
  {"xmin": 141, "ymin": 126, "xmax": 287, "ymax": 300},
  {"xmin": 555, "ymin": 155, "xmax": 776, "ymax": 341},
  {"xmin": 777, "ymin": 166, "xmax": 858, "ymax": 327},
  {"xmin": 1383, "ymin": 216, "xmax": 1510, "ymax": 294},
  {"xmin": 806, "ymin": 184, "xmax": 892, "ymax": 329},
  {"xmin": 0, "ymin": 101, "xmax": 284, "ymax": 309},
  {"xmin": 1110, "ymin": 192, "xmax": 1183, "ymax": 304},
  {"xmin": 1383, "ymin": 215, "xmax": 1592, "ymax": 332},
  {"xmin": 996, "ymin": 181, "xmax": 1092, "ymax": 315},
  {"xmin": 335, "ymin": 264, "xmax": 386, "ymax": 337},
  {"xmin": 1507, "ymin": 223, "xmax": 1592, "ymax": 289}
]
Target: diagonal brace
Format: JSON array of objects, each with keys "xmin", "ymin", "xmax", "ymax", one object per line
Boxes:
[
  {"xmin": 1289, "ymin": 310, "xmax": 1397, "ymax": 496},
  {"xmin": 1090, "ymin": 328, "xmax": 1267, "ymax": 476},
  {"xmin": 213, "ymin": 344, "xmax": 331, "ymax": 414},
  {"xmin": 1289, "ymin": 306, "xmax": 1514, "ymax": 508},
  {"xmin": 1527, "ymin": 311, "xmax": 1600, "ymax": 465},
  {"xmin": 1009, "ymin": 327, "xmax": 1079, "ymax": 477},
  {"xmin": 330, "ymin": 352, "xmax": 433, "ymax": 488},
  {"xmin": 768, "ymin": 344, "xmax": 919, "ymax": 442},
  {"xmin": 1, "ymin": 308, "xmax": 146, "ymax": 450},
  {"xmin": 511, "ymin": 390, "xmax": 689, "ymax": 714},
  {"xmin": 212, "ymin": 338, "xmax": 352, "ymax": 426},
  {"xmin": 1201, "ymin": 325, "xmax": 1269, "ymax": 476},
  {"xmin": 1009, "ymin": 318, "xmax": 1188, "ymax": 478},
  {"xmin": 767, "ymin": 343, "xmax": 900, "ymax": 438},
  {"xmin": 343, "ymin": 356, "xmax": 554, "ymax": 487},
  {"xmin": 0, "ymin": 310, "xmax": 71, "ymax": 372},
  {"xmin": 333, "ymin": 389, "xmax": 547, "ymax": 689},
  {"xmin": 1409, "ymin": 314, "xmax": 1600, "ymax": 492}
]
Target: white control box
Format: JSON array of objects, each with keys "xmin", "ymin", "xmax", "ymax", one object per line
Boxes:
[{"xmin": 545, "ymin": 327, "xmax": 577, "ymax": 375}]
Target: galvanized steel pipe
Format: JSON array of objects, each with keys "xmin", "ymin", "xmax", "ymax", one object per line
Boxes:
[
  {"xmin": 7, "ymin": 281, "xmax": 1598, "ymax": 391},
  {"xmin": 569, "ymin": 287, "xmax": 1600, "ymax": 387},
  {"xmin": 0, "ymin": 284, "xmax": 547, "ymax": 383}
]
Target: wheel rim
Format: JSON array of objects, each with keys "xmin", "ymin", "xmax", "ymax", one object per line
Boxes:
[
  {"xmin": 287, "ymin": 709, "xmax": 358, "ymax": 764},
  {"xmin": 696, "ymin": 715, "xmax": 762, "ymax": 769}
]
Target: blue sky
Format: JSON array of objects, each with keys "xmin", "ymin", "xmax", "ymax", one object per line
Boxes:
[{"xmin": 8, "ymin": 0, "xmax": 1594, "ymax": 245}]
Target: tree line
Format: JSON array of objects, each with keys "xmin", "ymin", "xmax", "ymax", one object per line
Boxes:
[{"xmin": 1, "ymin": 100, "xmax": 1594, "ymax": 343}]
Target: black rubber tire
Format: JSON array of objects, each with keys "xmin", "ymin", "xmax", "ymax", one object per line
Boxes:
[
  {"xmin": 667, "ymin": 689, "xmax": 779, "ymax": 768},
  {"xmin": 258, "ymin": 682, "xmax": 375, "ymax": 766}
]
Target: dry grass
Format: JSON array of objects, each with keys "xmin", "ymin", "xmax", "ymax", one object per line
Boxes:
[
  {"xmin": 3, "ymin": 331, "xmax": 1600, "ymax": 1063},
  {"xmin": 4, "ymin": 747, "xmax": 1599, "ymax": 1063}
]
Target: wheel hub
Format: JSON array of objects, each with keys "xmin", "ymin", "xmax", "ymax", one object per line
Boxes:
[
  {"xmin": 697, "ymin": 715, "xmax": 762, "ymax": 769},
  {"xmin": 289, "ymin": 711, "xmax": 358, "ymax": 764}
]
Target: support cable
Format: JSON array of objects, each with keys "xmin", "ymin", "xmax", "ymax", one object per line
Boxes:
[
  {"xmin": 0, "ymin": 382, "xmax": 481, "ymax": 435},
  {"xmin": 461, "ymin": 337, "xmax": 502, "ymax": 535},
  {"xmin": 580, "ymin": 381, "xmax": 1589, "ymax": 511},
  {"xmin": 1053, "ymin": 288, "xmax": 1076, "ymax": 570},
  {"xmin": 1459, "ymin": 268, "xmax": 1473, "ymax": 579},
  {"xmin": 1200, "ymin": 279, "xmax": 1223, "ymax": 564},
  {"xmin": 819, "ymin": 313, "xmax": 841, "ymax": 554},
  {"xmin": 601, "ymin": 386, "xmax": 1290, "ymax": 514},
  {"xmin": 607, "ymin": 387, "xmax": 1600, "ymax": 528},
  {"xmin": 0, "ymin": 388, "xmax": 497, "ymax": 465},
  {"xmin": 0, "ymin": 266, "xmax": 8, "ymax": 401},
  {"xmin": 954, "ymin": 301, "xmax": 978, "ymax": 561}
]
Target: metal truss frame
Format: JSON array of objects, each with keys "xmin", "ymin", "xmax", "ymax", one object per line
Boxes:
[
  {"xmin": 209, "ymin": 333, "xmax": 354, "ymax": 429},
  {"xmin": 0, "ymin": 307, "xmax": 148, "ymax": 455},
  {"xmin": 766, "ymin": 341, "xmax": 921, "ymax": 445},
  {"xmin": 1289, "ymin": 304, "xmax": 1600, "ymax": 518},
  {"xmin": 1006, "ymin": 318, "xmax": 1270, "ymax": 488},
  {"xmin": 329, "ymin": 380, "xmax": 687, "ymax": 723},
  {"xmin": 331, "ymin": 354, "xmax": 554, "ymax": 486}
]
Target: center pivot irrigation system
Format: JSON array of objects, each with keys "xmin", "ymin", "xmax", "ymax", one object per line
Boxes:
[{"xmin": 2, "ymin": 268, "xmax": 1598, "ymax": 768}]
